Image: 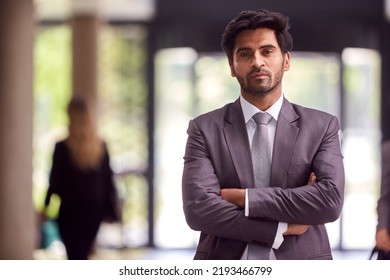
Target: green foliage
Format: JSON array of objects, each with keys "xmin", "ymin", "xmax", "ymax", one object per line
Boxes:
[
  {"xmin": 34, "ymin": 25, "xmax": 71, "ymax": 127},
  {"xmin": 98, "ymin": 26, "xmax": 148, "ymax": 163}
]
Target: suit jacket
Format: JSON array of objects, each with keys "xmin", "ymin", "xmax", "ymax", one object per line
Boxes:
[
  {"xmin": 377, "ymin": 140, "xmax": 390, "ymax": 232},
  {"xmin": 182, "ymin": 97, "xmax": 345, "ymax": 260}
]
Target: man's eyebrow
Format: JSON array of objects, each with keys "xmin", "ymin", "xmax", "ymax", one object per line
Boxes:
[
  {"xmin": 235, "ymin": 44, "xmax": 278, "ymax": 53},
  {"xmin": 259, "ymin": 44, "xmax": 278, "ymax": 49},
  {"xmin": 235, "ymin": 47, "xmax": 252, "ymax": 53}
]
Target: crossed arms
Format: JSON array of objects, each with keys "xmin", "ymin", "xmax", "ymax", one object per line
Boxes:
[{"xmin": 220, "ymin": 173, "xmax": 317, "ymax": 236}]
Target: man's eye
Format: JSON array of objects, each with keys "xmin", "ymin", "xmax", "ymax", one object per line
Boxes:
[
  {"xmin": 239, "ymin": 52, "xmax": 251, "ymax": 57},
  {"xmin": 263, "ymin": 49, "xmax": 273, "ymax": 55}
]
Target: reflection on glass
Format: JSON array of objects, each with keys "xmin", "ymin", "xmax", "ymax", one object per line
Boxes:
[
  {"xmin": 341, "ymin": 48, "xmax": 381, "ymax": 249},
  {"xmin": 98, "ymin": 25, "xmax": 149, "ymax": 248},
  {"xmin": 155, "ymin": 48, "xmax": 199, "ymax": 248},
  {"xmin": 284, "ymin": 52, "xmax": 341, "ymax": 118}
]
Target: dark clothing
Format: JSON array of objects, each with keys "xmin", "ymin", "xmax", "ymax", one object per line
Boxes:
[
  {"xmin": 44, "ymin": 140, "xmax": 120, "ymax": 260},
  {"xmin": 377, "ymin": 141, "xmax": 390, "ymax": 233}
]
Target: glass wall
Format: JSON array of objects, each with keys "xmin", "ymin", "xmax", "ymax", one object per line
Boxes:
[
  {"xmin": 341, "ymin": 48, "xmax": 381, "ymax": 249},
  {"xmin": 97, "ymin": 25, "xmax": 149, "ymax": 248},
  {"xmin": 154, "ymin": 48, "xmax": 200, "ymax": 248}
]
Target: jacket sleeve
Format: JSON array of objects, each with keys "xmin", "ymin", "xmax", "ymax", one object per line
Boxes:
[
  {"xmin": 182, "ymin": 119, "xmax": 278, "ymax": 247},
  {"xmin": 102, "ymin": 145, "xmax": 122, "ymax": 222},
  {"xmin": 44, "ymin": 143, "xmax": 62, "ymax": 208},
  {"xmin": 377, "ymin": 141, "xmax": 390, "ymax": 230}
]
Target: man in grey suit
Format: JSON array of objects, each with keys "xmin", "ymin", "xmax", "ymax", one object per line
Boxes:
[
  {"xmin": 375, "ymin": 140, "xmax": 390, "ymax": 255},
  {"xmin": 182, "ymin": 9, "xmax": 344, "ymax": 259}
]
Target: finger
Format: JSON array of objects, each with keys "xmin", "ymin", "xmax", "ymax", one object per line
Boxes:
[{"xmin": 308, "ymin": 172, "xmax": 316, "ymax": 185}]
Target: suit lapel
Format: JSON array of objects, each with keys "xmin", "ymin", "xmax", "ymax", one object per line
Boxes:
[
  {"xmin": 271, "ymin": 98, "xmax": 300, "ymax": 188},
  {"xmin": 223, "ymin": 99, "xmax": 255, "ymax": 189}
]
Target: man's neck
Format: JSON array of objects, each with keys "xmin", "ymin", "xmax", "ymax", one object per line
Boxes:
[{"xmin": 241, "ymin": 91, "xmax": 282, "ymax": 112}]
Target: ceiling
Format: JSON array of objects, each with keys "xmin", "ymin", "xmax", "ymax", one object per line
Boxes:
[
  {"xmin": 34, "ymin": 0, "xmax": 387, "ymax": 24},
  {"xmin": 34, "ymin": 0, "xmax": 156, "ymax": 21}
]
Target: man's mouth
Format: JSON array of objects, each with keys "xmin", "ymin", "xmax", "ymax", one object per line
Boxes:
[{"xmin": 249, "ymin": 71, "xmax": 270, "ymax": 79}]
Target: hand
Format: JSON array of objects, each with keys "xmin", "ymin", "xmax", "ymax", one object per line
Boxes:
[
  {"xmin": 220, "ymin": 188, "xmax": 245, "ymax": 208},
  {"xmin": 281, "ymin": 173, "xmax": 313, "ymax": 237},
  {"xmin": 283, "ymin": 224, "xmax": 309, "ymax": 236},
  {"xmin": 376, "ymin": 227, "xmax": 390, "ymax": 251},
  {"xmin": 308, "ymin": 172, "xmax": 316, "ymax": 185},
  {"xmin": 38, "ymin": 211, "xmax": 48, "ymax": 225}
]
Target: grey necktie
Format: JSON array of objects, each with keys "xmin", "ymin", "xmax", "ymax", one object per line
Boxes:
[{"xmin": 248, "ymin": 112, "xmax": 273, "ymax": 260}]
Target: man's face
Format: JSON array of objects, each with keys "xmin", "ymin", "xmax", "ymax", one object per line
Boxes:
[{"xmin": 229, "ymin": 28, "xmax": 290, "ymax": 98}]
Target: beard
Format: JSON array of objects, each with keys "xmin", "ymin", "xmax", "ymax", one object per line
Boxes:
[{"xmin": 235, "ymin": 63, "xmax": 285, "ymax": 97}]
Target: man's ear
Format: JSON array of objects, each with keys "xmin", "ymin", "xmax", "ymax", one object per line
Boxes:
[
  {"xmin": 283, "ymin": 52, "xmax": 291, "ymax": 71},
  {"xmin": 229, "ymin": 60, "xmax": 236, "ymax": 77}
]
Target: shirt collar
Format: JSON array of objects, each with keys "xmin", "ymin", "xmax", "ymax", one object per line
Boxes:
[{"xmin": 240, "ymin": 94, "xmax": 283, "ymax": 124}]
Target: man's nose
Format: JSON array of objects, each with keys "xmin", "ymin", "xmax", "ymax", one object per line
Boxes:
[{"xmin": 250, "ymin": 53, "xmax": 265, "ymax": 68}]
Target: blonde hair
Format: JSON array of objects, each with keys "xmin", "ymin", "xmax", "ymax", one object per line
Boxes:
[{"xmin": 65, "ymin": 97, "xmax": 104, "ymax": 170}]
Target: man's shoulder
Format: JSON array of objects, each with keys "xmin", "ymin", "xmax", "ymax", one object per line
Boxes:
[
  {"xmin": 282, "ymin": 99, "xmax": 340, "ymax": 132},
  {"xmin": 289, "ymin": 101, "xmax": 336, "ymax": 121}
]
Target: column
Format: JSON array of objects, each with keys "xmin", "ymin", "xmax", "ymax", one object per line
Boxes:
[
  {"xmin": 0, "ymin": 0, "xmax": 34, "ymax": 259},
  {"xmin": 71, "ymin": 14, "xmax": 100, "ymax": 106},
  {"xmin": 381, "ymin": 20, "xmax": 390, "ymax": 142}
]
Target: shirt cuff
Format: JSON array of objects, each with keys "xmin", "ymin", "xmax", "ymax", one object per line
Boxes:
[
  {"xmin": 245, "ymin": 188, "xmax": 249, "ymax": 216},
  {"xmin": 245, "ymin": 189, "xmax": 285, "ymax": 250}
]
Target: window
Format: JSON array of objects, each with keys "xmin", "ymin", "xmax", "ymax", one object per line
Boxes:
[{"xmin": 341, "ymin": 48, "xmax": 381, "ymax": 249}]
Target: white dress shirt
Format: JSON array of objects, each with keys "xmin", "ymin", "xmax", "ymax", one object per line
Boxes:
[{"xmin": 239, "ymin": 94, "xmax": 287, "ymax": 259}]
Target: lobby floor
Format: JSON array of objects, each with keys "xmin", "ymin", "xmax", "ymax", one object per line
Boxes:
[{"xmin": 34, "ymin": 243, "xmax": 373, "ymax": 260}]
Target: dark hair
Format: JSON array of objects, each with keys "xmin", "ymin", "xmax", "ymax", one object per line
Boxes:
[
  {"xmin": 68, "ymin": 97, "xmax": 88, "ymax": 113},
  {"xmin": 221, "ymin": 9, "xmax": 293, "ymax": 61}
]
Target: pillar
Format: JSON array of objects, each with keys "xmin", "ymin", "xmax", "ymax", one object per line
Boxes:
[
  {"xmin": 381, "ymin": 20, "xmax": 390, "ymax": 142},
  {"xmin": 0, "ymin": 0, "xmax": 34, "ymax": 259},
  {"xmin": 71, "ymin": 14, "xmax": 100, "ymax": 106}
]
